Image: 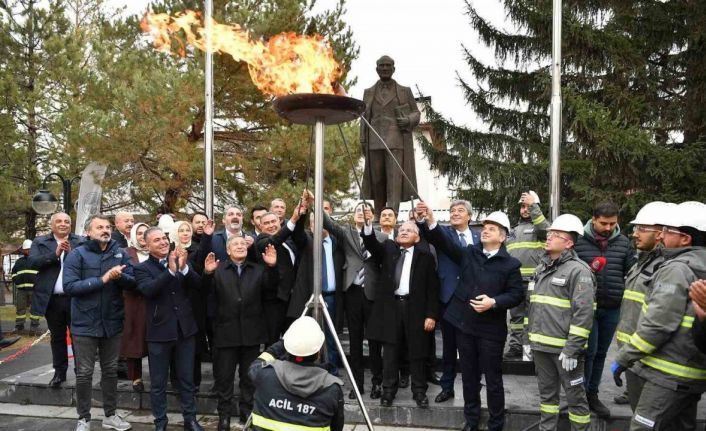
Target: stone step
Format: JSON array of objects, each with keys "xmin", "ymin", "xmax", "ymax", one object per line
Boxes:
[{"xmin": 0, "ymin": 362, "xmax": 657, "ymax": 430}]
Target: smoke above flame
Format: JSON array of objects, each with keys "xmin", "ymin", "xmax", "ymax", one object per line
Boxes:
[{"xmin": 140, "ymin": 10, "xmax": 343, "ymax": 96}]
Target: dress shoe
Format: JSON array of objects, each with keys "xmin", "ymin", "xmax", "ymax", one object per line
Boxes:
[
  {"xmin": 587, "ymin": 391, "xmax": 611, "ymax": 418},
  {"xmin": 132, "ymin": 379, "xmax": 144, "ymax": 393},
  {"xmin": 614, "ymin": 391, "xmax": 629, "ymax": 405},
  {"xmin": 239, "ymin": 411, "xmax": 250, "ymax": 424},
  {"xmin": 426, "ymin": 372, "xmax": 440, "ymax": 385},
  {"xmin": 183, "ymin": 419, "xmax": 204, "ymax": 431},
  {"xmin": 369, "ymin": 384, "xmax": 382, "ymax": 399},
  {"xmin": 217, "ymin": 415, "xmax": 230, "ymax": 431},
  {"xmin": 503, "ymin": 347, "xmax": 522, "ymax": 360},
  {"xmin": 348, "ymin": 389, "xmax": 364, "ymax": 399},
  {"xmin": 462, "ymin": 423, "xmax": 478, "ymax": 431},
  {"xmin": 398, "ymin": 375, "xmax": 409, "ymax": 388},
  {"xmin": 380, "ymin": 396, "xmax": 393, "ymax": 407},
  {"xmin": 435, "ymin": 389, "xmax": 455, "ymax": 403},
  {"xmin": 413, "ymin": 393, "xmax": 429, "ymax": 408},
  {"xmin": 0, "ymin": 335, "xmax": 20, "ymax": 349},
  {"xmin": 48, "ymin": 372, "xmax": 66, "ymax": 388},
  {"xmin": 154, "ymin": 423, "xmax": 167, "ymax": 431}
]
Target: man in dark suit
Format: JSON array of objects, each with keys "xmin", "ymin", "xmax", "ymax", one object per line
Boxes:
[
  {"xmin": 418, "ymin": 202, "xmax": 523, "ymax": 431},
  {"xmin": 256, "ymin": 204, "xmax": 305, "ymax": 343},
  {"xmin": 360, "ymin": 55, "xmax": 421, "ymax": 213},
  {"xmin": 317, "ymin": 198, "xmax": 387, "ymax": 399},
  {"xmin": 286, "ymin": 207, "xmax": 346, "ymax": 374},
  {"xmin": 29, "ymin": 212, "xmax": 84, "ymax": 388},
  {"xmin": 134, "ymin": 227, "xmax": 203, "ymax": 431},
  {"xmin": 419, "ymin": 200, "xmax": 480, "ymax": 403},
  {"xmin": 361, "ymin": 217, "xmax": 439, "ymax": 408},
  {"xmin": 203, "ymin": 238, "xmax": 278, "ymax": 430},
  {"xmin": 111, "ymin": 211, "xmax": 134, "ymax": 248}
]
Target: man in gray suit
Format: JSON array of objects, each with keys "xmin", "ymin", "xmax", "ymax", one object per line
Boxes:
[
  {"xmin": 308, "ymin": 194, "xmax": 386, "ymax": 400},
  {"xmin": 360, "ymin": 55, "xmax": 421, "ymax": 213}
]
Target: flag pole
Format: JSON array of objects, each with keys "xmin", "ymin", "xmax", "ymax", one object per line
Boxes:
[{"xmin": 204, "ymin": 0, "xmax": 215, "ymax": 219}]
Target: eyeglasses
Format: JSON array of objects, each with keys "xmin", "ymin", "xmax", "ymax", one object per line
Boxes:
[
  {"xmin": 634, "ymin": 226, "xmax": 661, "ymax": 233},
  {"xmin": 662, "ymin": 227, "xmax": 688, "ymax": 236},
  {"xmin": 547, "ymin": 231, "xmax": 571, "ymax": 242}
]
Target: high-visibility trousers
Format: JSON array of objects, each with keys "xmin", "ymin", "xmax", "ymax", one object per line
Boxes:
[{"xmin": 533, "ymin": 350, "xmax": 591, "ymax": 431}]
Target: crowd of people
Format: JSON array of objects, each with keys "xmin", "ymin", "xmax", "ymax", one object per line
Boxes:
[{"xmin": 9, "ymin": 190, "xmax": 706, "ymax": 431}]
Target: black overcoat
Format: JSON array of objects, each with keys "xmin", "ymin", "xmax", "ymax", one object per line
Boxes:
[
  {"xmin": 202, "ymin": 259, "xmax": 278, "ymax": 348},
  {"xmin": 361, "ymin": 229, "xmax": 439, "ymax": 359}
]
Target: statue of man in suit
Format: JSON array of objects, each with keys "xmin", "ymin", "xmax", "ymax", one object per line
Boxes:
[{"xmin": 361, "ymin": 55, "xmax": 420, "ymax": 213}]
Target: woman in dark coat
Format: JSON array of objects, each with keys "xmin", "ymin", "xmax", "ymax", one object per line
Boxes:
[{"xmin": 121, "ymin": 222, "xmax": 150, "ymax": 392}]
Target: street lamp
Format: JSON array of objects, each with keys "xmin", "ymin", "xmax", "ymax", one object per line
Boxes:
[{"xmin": 32, "ymin": 173, "xmax": 80, "ymax": 215}]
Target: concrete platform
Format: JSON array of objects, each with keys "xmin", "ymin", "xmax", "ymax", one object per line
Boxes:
[{"xmin": 1, "ymin": 336, "xmax": 705, "ymax": 430}]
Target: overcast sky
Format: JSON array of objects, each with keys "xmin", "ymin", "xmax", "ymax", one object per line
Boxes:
[{"xmin": 107, "ymin": 0, "xmax": 510, "ymax": 125}]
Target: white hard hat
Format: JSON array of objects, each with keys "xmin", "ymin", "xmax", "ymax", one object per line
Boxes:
[
  {"xmin": 676, "ymin": 201, "xmax": 706, "ymax": 232},
  {"xmin": 549, "ymin": 214, "xmax": 584, "ymax": 236},
  {"xmin": 157, "ymin": 214, "xmax": 175, "ymax": 232},
  {"xmin": 518, "ymin": 190, "xmax": 540, "ymax": 205},
  {"xmin": 630, "ymin": 201, "xmax": 666, "ymax": 225},
  {"xmin": 283, "ymin": 316, "xmax": 325, "ymax": 357},
  {"xmin": 22, "ymin": 239, "xmax": 33, "ymax": 250},
  {"xmin": 483, "ymin": 211, "xmax": 511, "ymax": 232},
  {"xmin": 650, "ymin": 202, "xmax": 678, "ymax": 227}
]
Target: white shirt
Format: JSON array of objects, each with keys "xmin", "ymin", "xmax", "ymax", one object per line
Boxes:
[
  {"xmin": 483, "ymin": 248, "xmax": 499, "ymax": 259},
  {"xmin": 53, "ymin": 235, "xmax": 67, "ymax": 294},
  {"xmin": 323, "ymin": 236, "xmax": 336, "ymax": 291},
  {"xmin": 455, "ymin": 227, "xmax": 474, "ymax": 245},
  {"xmin": 395, "ymin": 246, "xmax": 415, "ymax": 296},
  {"xmin": 382, "ymin": 229, "xmax": 395, "ymax": 240},
  {"xmin": 282, "ymin": 220, "xmax": 297, "ymax": 265}
]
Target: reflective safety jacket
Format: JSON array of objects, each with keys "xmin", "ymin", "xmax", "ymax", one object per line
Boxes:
[
  {"xmin": 616, "ymin": 247, "xmax": 706, "ymax": 393},
  {"xmin": 527, "ymin": 249, "xmax": 595, "ymax": 357},
  {"xmin": 615, "ymin": 247, "xmax": 664, "ymax": 347},
  {"xmin": 11, "ymin": 256, "xmax": 37, "ymax": 289},
  {"xmin": 507, "ymin": 203, "xmax": 550, "ymax": 281},
  {"xmin": 249, "ymin": 341, "xmax": 344, "ymax": 431}
]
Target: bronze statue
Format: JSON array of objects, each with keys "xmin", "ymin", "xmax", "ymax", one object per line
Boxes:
[{"xmin": 360, "ymin": 55, "xmax": 420, "ymax": 213}]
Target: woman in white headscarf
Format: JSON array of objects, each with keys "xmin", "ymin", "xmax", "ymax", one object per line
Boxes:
[
  {"xmin": 121, "ymin": 222, "xmax": 150, "ymax": 392},
  {"xmin": 171, "ymin": 220, "xmax": 193, "ymax": 250}
]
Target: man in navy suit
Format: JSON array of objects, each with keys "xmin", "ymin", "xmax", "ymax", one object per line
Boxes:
[
  {"xmin": 135, "ymin": 227, "xmax": 203, "ymax": 431},
  {"xmin": 416, "ymin": 200, "xmax": 480, "ymax": 403},
  {"xmin": 418, "ymin": 202, "xmax": 523, "ymax": 431}
]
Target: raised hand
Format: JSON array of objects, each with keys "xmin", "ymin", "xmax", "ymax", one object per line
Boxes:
[
  {"xmin": 101, "ymin": 265, "xmax": 126, "ymax": 283},
  {"xmin": 262, "ymin": 244, "xmax": 277, "ymax": 267},
  {"xmin": 204, "ymin": 252, "xmax": 219, "ymax": 274},
  {"xmin": 176, "ymin": 247, "xmax": 188, "ymax": 271},
  {"xmin": 244, "ymin": 235, "xmax": 254, "ymax": 249},
  {"xmin": 203, "ymin": 219, "xmax": 215, "ymax": 236},
  {"xmin": 167, "ymin": 250, "xmax": 177, "ymax": 273},
  {"xmin": 56, "ymin": 240, "xmax": 71, "ymax": 257}
]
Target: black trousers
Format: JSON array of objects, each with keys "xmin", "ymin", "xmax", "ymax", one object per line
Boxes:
[
  {"xmin": 456, "ymin": 329, "xmax": 505, "ymax": 431},
  {"xmin": 263, "ymin": 299, "xmax": 288, "ymax": 346},
  {"xmin": 344, "ymin": 284, "xmax": 382, "ymax": 390},
  {"xmin": 213, "ymin": 345, "xmax": 260, "ymax": 417},
  {"xmin": 45, "ymin": 294, "xmax": 71, "ymax": 376},
  {"xmin": 382, "ymin": 299, "xmax": 427, "ymax": 397}
]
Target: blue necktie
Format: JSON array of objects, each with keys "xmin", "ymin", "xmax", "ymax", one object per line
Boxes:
[
  {"xmin": 322, "ymin": 243, "xmax": 330, "ymax": 292},
  {"xmin": 459, "ymin": 233, "xmax": 467, "ymax": 247},
  {"xmin": 159, "ymin": 258, "xmax": 167, "ymax": 268}
]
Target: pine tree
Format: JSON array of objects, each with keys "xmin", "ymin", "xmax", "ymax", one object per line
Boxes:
[
  {"xmin": 70, "ymin": 0, "xmax": 360, "ymax": 216},
  {"xmin": 419, "ymin": 0, "xmax": 706, "ymax": 221},
  {"xmin": 0, "ymin": 0, "xmax": 86, "ymax": 241}
]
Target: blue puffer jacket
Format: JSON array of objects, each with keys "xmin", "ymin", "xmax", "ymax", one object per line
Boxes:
[
  {"xmin": 63, "ymin": 239, "xmax": 136, "ymax": 337},
  {"xmin": 574, "ymin": 221, "xmax": 636, "ymax": 309}
]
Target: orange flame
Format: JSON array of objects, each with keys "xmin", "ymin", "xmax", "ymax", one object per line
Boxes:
[{"xmin": 140, "ymin": 10, "xmax": 343, "ymax": 96}]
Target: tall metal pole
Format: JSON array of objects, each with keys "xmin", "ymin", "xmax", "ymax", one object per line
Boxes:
[
  {"xmin": 312, "ymin": 118, "xmax": 325, "ymax": 322},
  {"xmin": 549, "ymin": 0, "xmax": 563, "ymax": 220},
  {"xmin": 204, "ymin": 0, "xmax": 215, "ymax": 219}
]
